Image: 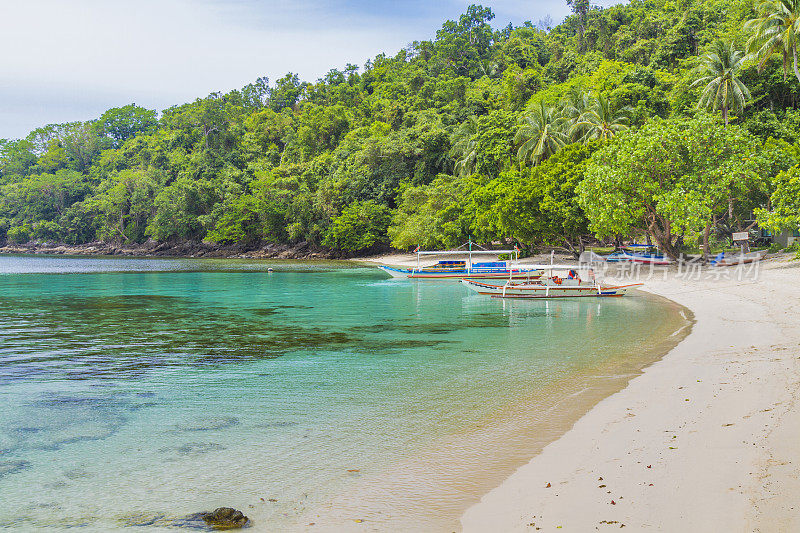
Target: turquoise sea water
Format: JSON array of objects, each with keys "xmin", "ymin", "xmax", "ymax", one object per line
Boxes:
[{"xmin": 0, "ymin": 256, "xmax": 689, "ymax": 531}]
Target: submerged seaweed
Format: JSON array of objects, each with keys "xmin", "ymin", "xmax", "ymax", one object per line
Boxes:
[
  {"xmin": 0, "ymin": 289, "xmax": 431, "ymax": 382},
  {"xmin": 1, "ymin": 392, "xmax": 130, "ymax": 454},
  {"xmin": 119, "ymin": 513, "xmax": 167, "ymax": 527},
  {"xmin": 258, "ymin": 421, "xmax": 298, "ymax": 428},
  {"xmin": 174, "ymin": 442, "xmax": 227, "ymax": 456},
  {"xmin": 0, "ymin": 459, "xmax": 31, "ymax": 479},
  {"xmin": 175, "ymin": 417, "xmax": 240, "ymax": 432}
]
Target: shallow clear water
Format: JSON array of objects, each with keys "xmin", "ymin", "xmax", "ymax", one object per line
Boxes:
[{"xmin": 0, "ymin": 255, "xmax": 689, "ymax": 531}]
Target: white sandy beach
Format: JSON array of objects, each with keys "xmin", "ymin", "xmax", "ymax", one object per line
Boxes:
[
  {"xmin": 455, "ymin": 258, "xmax": 800, "ymax": 532},
  {"xmin": 358, "ymin": 253, "xmax": 800, "ymax": 531}
]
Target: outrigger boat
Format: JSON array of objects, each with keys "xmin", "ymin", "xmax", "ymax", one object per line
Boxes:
[
  {"xmin": 605, "ymin": 244, "xmax": 672, "ymax": 265},
  {"xmin": 378, "ymin": 240, "xmax": 544, "ymax": 280},
  {"xmin": 460, "ymin": 264, "xmax": 642, "ymax": 298},
  {"xmin": 709, "ymin": 250, "xmax": 766, "ymax": 266}
]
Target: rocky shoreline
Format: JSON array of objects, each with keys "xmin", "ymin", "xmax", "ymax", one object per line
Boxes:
[{"xmin": 0, "ymin": 240, "xmax": 388, "ymax": 260}]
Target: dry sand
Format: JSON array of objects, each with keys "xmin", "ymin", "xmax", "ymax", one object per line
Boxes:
[
  {"xmin": 357, "ymin": 252, "xmax": 800, "ymax": 531},
  {"xmin": 457, "ymin": 258, "xmax": 800, "ymax": 532}
]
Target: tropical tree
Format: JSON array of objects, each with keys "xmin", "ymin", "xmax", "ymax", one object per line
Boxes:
[
  {"xmin": 451, "ymin": 117, "xmax": 479, "ymax": 177},
  {"xmin": 692, "ymin": 40, "xmax": 751, "ymax": 125},
  {"xmin": 323, "ymin": 200, "xmax": 392, "ymax": 251},
  {"xmin": 745, "ymin": 0, "xmax": 800, "ymax": 84},
  {"xmin": 97, "ymin": 104, "xmax": 158, "ymax": 147},
  {"xmin": 388, "ymin": 175, "xmax": 475, "ymax": 249},
  {"xmin": 469, "ymin": 143, "xmax": 599, "ymax": 254},
  {"xmin": 514, "ymin": 102, "xmax": 567, "ymax": 167},
  {"xmin": 567, "ymin": 0, "xmax": 591, "ymax": 51},
  {"xmin": 560, "ymin": 86, "xmax": 592, "ymax": 142},
  {"xmin": 571, "ymin": 94, "xmax": 632, "ymax": 141},
  {"xmin": 756, "ymin": 164, "xmax": 800, "ymax": 233},
  {"xmin": 579, "ymin": 117, "xmax": 771, "ymax": 260}
]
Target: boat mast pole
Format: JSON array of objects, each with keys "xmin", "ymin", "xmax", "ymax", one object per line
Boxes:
[
  {"xmin": 595, "ymin": 268, "xmax": 601, "ymax": 295},
  {"xmin": 468, "ymin": 237, "xmax": 472, "ymax": 271}
]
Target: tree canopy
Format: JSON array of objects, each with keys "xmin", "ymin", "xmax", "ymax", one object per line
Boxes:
[{"xmin": 1, "ymin": 0, "xmax": 798, "ymax": 254}]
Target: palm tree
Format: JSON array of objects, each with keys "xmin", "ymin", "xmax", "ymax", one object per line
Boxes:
[
  {"xmin": 515, "ymin": 102, "xmax": 567, "ymax": 166},
  {"xmin": 745, "ymin": 0, "xmax": 800, "ymax": 84},
  {"xmin": 692, "ymin": 40, "xmax": 751, "ymax": 125},
  {"xmin": 451, "ymin": 117, "xmax": 478, "ymax": 177},
  {"xmin": 560, "ymin": 86, "xmax": 593, "ymax": 142},
  {"xmin": 570, "ymin": 94, "xmax": 632, "ymax": 141}
]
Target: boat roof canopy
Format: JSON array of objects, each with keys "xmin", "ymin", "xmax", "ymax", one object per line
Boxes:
[
  {"xmin": 416, "ymin": 249, "xmax": 516, "ymax": 255},
  {"xmin": 516, "ymin": 264, "xmax": 595, "ymax": 270}
]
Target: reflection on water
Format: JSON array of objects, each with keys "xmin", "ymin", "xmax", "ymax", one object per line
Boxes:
[{"xmin": 0, "ymin": 256, "xmax": 689, "ymax": 531}]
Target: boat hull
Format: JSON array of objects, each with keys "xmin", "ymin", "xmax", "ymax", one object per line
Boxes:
[
  {"xmin": 460, "ymin": 279, "xmax": 642, "ymax": 298},
  {"xmin": 710, "ymin": 251, "xmax": 766, "ymax": 266},
  {"xmin": 606, "ymin": 252, "xmax": 672, "ymax": 265},
  {"xmin": 377, "ymin": 265, "xmax": 414, "ymax": 278},
  {"xmin": 629, "ymin": 257, "xmax": 672, "ymax": 266}
]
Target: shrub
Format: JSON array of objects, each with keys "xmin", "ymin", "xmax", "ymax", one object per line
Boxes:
[
  {"xmin": 31, "ymin": 220, "xmax": 61, "ymax": 241},
  {"xmin": 6, "ymin": 225, "xmax": 31, "ymax": 244},
  {"xmin": 323, "ymin": 200, "xmax": 392, "ymax": 251}
]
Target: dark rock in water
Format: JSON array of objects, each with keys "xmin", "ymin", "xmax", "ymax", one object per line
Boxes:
[
  {"xmin": 174, "ymin": 507, "xmax": 250, "ymax": 530},
  {"xmin": 201, "ymin": 508, "xmax": 250, "ymax": 529}
]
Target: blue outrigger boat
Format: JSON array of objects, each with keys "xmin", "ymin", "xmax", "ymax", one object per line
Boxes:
[
  {"xmin": 378, "ymin": 241, "xmax": 544, "ymax": 280},
  {"xmin": 605, "ymin": 244, "xmax": 672, "ymax": 265}
]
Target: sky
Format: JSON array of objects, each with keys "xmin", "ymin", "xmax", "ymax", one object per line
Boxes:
[{"xmin": 0, "ymin": 0, "xmax": 583, "ymax": 140}]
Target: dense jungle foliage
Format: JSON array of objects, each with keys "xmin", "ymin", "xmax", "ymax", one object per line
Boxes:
[{"xmin": 2, "ymin": 0, "xmax": 800, "ymax": 258}]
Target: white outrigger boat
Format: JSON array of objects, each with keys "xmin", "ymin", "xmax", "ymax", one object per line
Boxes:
[
  {"xmin": 378, "ymin": 241, "xmax": 544, "ymax": 280},
  {"xmin": 460, "ymin": 264, "xmax": 642, "ymax": 298}
]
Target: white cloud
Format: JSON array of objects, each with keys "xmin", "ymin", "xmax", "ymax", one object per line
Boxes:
[{"xmin": 1, "ymin": 0, "xmax": 427, "ymax": 137}]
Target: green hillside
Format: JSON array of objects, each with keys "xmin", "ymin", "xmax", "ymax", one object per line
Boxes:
[{"xmin": 2, "ymin": 0, "xmax": 799, "ymax": 258}]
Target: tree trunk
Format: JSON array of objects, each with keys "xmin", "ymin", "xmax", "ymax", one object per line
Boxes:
[
  {"xmin": 793, "ymin": 45, "xmax": 800, "ymax": 86},
  {"xmin": 722, "ymin": 105, "xmax": 728, "ymax": 126},
  {"xmin": 652, "ymin": 232, "xmax": 679, "ymax": 260},
  {"xmin": 563, "ymin": 238, "xmax": 580, "ymax": 259},
  {"xmin": 648, "ymin": 221, "xmax": 680, "ymax": 260},
  {"xmin": 702, "ymin": 220, "xmax": 712, "ymax": 263}
]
